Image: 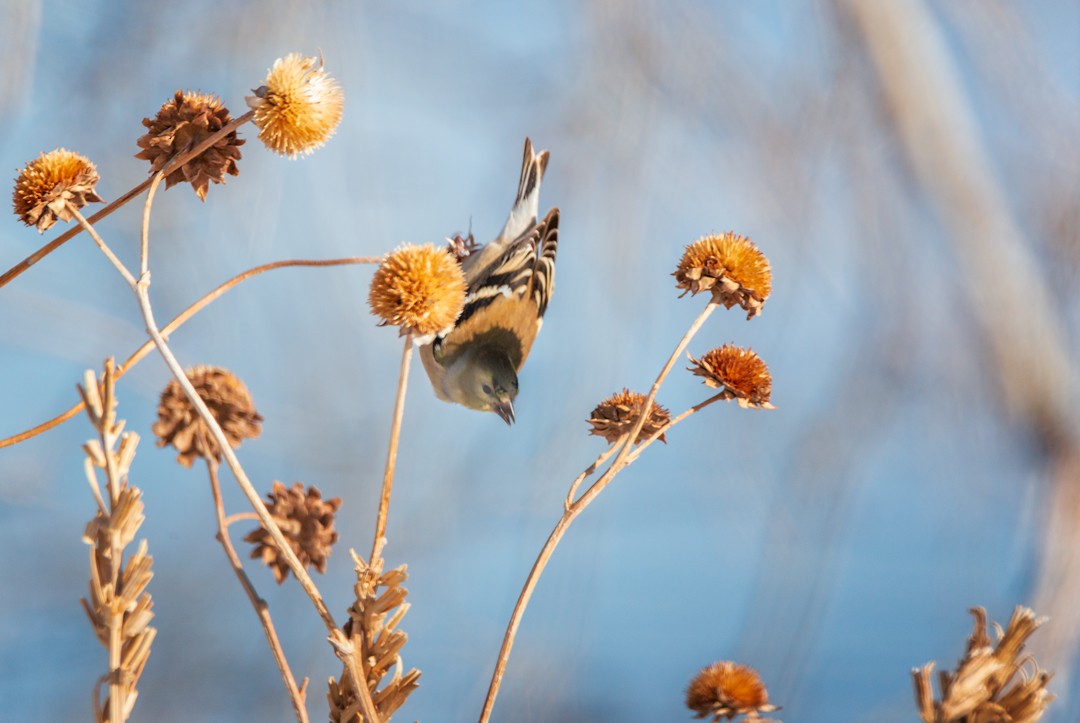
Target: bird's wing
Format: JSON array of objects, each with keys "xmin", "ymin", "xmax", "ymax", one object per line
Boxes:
[{"xmin": 435, "ymin": 207, "xmax": 559, "ymax": 371}]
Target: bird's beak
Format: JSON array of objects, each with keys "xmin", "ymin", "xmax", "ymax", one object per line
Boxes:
[{"xmin": 493, "ymin": 399, "xmax": 516, "ymax": 426}]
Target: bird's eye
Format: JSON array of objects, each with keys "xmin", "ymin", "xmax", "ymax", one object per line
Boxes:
[{"xmin": 482, "ymin": 384, "xmax": 493, "ymax": 395}]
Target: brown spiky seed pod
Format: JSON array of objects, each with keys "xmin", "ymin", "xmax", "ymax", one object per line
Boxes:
[
  {"xmin": 12, "ymin": 148, "xmax": 103, "ymax": 232},
  {"xmin": 686, "ymin": 661, "xmax": 779, "ymax": 721},
  {"xmin": 688, "ymin": 346, "xmax": 774, "ymax": 409},
  {"xmin": 368, "ymin": 243, "xmax": 467, "ymax": 340},
  {"xmin": 135, "ymin": 90, "xmax": 243, "ymax": 200},
  {"xmin": 674, "ymin": 232, "xmax": 772, "ymax": 319},
  {"xmin": 587, "ymin": 389, "xmax": 671, "ymax": 445},
  {"xmin": 151, "ymin": 365, "xmax": 262, "ymax": 468},
  {"xmin": 247, "ymin": 53, "xmax": 344, "ymax": 158},
  {"xmin": 244, "ymin": 482, "xmax": 341, "ymax": 584}
]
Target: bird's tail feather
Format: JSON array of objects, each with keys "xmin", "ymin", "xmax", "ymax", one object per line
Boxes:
[{"xmin": 496, "ymin": 137, "xmax": 550, "ymax": 246}]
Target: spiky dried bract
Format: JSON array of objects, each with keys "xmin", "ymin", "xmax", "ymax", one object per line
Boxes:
[
  {"xmin": 587, "ymin": 389, "xmax": 671, "ymax": 445},
  {"xmin": 13, "ymin": 148, "xmax": 103, "ymax": 232},
  {"xmin": 79, "ymin": 360, "xmax": 156, "ymax": 722},
  {"xmin": 686, "ymin": 661, "xmax": 779, "ymax": 721},
  {"xmin": 151, "ymin": 365, "xmax": 262, "ymax": 468},
  {"xmin": 247, "ymin": 53, "xmax": 344, "ymax": 158},
  {"xmin": 368, "ymin": 243, "xmax": 467, "ymax": 340},
  {"xmin": 244, "ymin": 481, "xmax": 341, "ymax": 584},
  {"xmin": 328, "ymin": 551, "xmax": 421, "ymax": 722},
  {"xmin": 675, "ymin": 232, "xmax": 772, "ymax": 318},
  {"xmin": 135, "ymin": 91, "xmax": 243, "ymax": 201},
  {"xmin": 688, "ymin": 346, "xmax": 775, "ymax": 409},
  {"xmin": 913, "ymin": 606, "xmax": 1055, "ymax": 722}
]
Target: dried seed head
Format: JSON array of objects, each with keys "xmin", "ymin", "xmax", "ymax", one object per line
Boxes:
[
  {"xmin": 151, "ymin": 366, "xmax": 262, "ymax": 468},
  {"xmin": 12, "ymin": 148, "xmax": 103, "ymax": 232},
  {"xmin": 244, "ymin": 482, "xmax": 341, "ymax": 584},
  {"xmin": 686, "ymin": 661, "xmax": 778, "ymax": 721},
  {"xmin": 247, "ymin": 53, "xmax": 344, "ymax": 158},
  {"xmin": 914, "ymin": 606, "xmax": 1055, "ymax": 723},
  {"xmin": 368, "ymin": 243, "xmax": 467, "ymax": 340},
  {"xmin": 675, "ymin": 232, "xmax": 772, "ymax": 318},
  {"xmin": 689, "ymin": 346, "xmax": 774, "ymax": 409},
  {"xmin": 135, "ymin": 91, "xmax": 243, "ymax": 201},
  {"xmin": 587, "ymin": 389, "xmax": 671, "ymax": 445}
]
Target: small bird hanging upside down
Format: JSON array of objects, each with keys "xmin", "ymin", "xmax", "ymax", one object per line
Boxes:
[{"xmin": 419, "ymin": 138, "xmax": 559, "ymax": 425}]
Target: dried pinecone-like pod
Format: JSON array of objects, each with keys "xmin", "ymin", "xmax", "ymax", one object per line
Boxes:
[
  {"xmin": 12, "ymin": 148, "xmax": 104, "ymax": 232},
  {"xmin": 244, "ymin": 482, "xmax": 341, "ymax": 584},
  {"xmin": 913, "ymin": 606, "xmax": 1055, "ymax": 723},
  {"xmin": 587, "ymin": 389, "xmax": 671, "ymax": 445},
  {"xmin": 369, "ymin": 243, "xmax": 467, "ymax": 341},
  {"xmin": 151, "ymin": 365, "xmax": 262, "ymax": 468},
  {"xmin": 247, "ymin": 53, "xmax": 344, "ymax": 158},
  {"xmin": 688, "ymin": 346, "xmax": 775, "ymax": 409},
  {"xmin": 686, "ymin": 661, "xmax": 779, "ymax": 721},
  {"xmin": 674, "ymin": 232, "xmax": 772, "ymax": 319},
  {"xmin": 135, "ymin": 90, "xmax": 243, "ymax": 201}
]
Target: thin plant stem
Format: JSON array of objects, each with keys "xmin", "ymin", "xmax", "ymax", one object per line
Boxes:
[
  {"xmin": 224, "ymin": 511, "xmax": 260, "ymax": 527},
  {"xmin": 205, "ymin": 460, "xmax": 309, "ymax": 723},
  {"xmin": 564, "ymin": 443, "xmax": 619, "ymax": 511},
  {"xmin": 479, "ymin": 301, "xmax": 719, "ymax": 723},
  {"xmin": 2, "ymin": 255, "xmax": 379, "ymax": 449},
  {"xmin": 69, "ymin": 206, "xmax": 137, "ymax": 288},
  {"xmin": 0, "ymin": 110, "xmax": 255, "ymax": 290},
  {"xmin": 140, "ymin": 172, "xmax": 166, "ymax": 277},
  {"xmin": 372, "ymin": 335, "xmax": 413, "ymax": 561}
]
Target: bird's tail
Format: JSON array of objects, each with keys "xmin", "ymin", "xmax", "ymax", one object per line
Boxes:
[{"xmin": 495, "ymin": 138, "xmax": 550, "ymax": 246}]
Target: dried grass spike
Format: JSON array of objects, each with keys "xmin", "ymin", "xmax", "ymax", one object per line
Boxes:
[
  {"xmin": 674, "ymin": 232, "xmax": 772, "ymax": 318},
  {"xmin": 151, "ymin": 365, "xmax": 262, "ymax": 468},
  {"xmin": 13, "ymin": 148, "xmax": 103, "ymax": 232},
  {"xmin": 587, "ymin": 389, "xmax": 671, "ymax": 445},
  {"xmin": 247, "ymin": 53, "xmax": 344, "ymax": 158},
  {"xmin": 135, "ymin": 90, "xmax": 243, "ymax": 201},
  {"xmin": 688, "ymin": 346, "xmax": 774, "ymax": 409},
  {"xmin": 244, "ymin": 482, "xmax": 341, "ymax": 584}
]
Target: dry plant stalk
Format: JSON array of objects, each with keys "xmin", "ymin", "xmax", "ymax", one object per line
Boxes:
[
  {"xmin": 328, "ymin": 546, "xmax": 421, "ymax": 722},
  {"xmin": 77, "ymin": 359, "xmax": 156, "ymax": 723},
  {"xmin": 913, "ymin": 606, "xmax": 1055, "ymax": 722}
]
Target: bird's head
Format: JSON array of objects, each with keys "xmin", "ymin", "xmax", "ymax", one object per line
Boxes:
[{"xmin": 449, "ymin": 347, "xmax": 519, "ymax": 425}]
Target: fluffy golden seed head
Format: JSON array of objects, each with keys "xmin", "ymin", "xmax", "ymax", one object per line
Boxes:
[
  {"xmin": 688, "ymin": 345, "xmax": 774, "ymax": 409},
  {"xmin": 368, "ymin": 243, "xmax": 467, "ymax": 339},
  {"xmin": 675, "ymin": 232, "xmax": 772, "ymax": 318},
  {"xmin": 12, "ymin": 148, "xmax": 103, "ymax": 232},
  {"xmin": 247, "ymin": 53, "xmax": 344, "ymax": 158},
  {"xmin": 135, "ymin": 90, "xmax": 243, "ymax": 201},
  {"xmin": 151, "ymin": 365, "xmax": 262, "ymax": 468},
  {"xmin": 587, "ymin": 389, "xmax": 671, "ymax": 445},
  {"xmin": 244, "ymin": 482, "xmax": 341, "ymax": 584},
  {"xmin": 685, "ymin": 661, "xmax": 777, "ymax": 720}
]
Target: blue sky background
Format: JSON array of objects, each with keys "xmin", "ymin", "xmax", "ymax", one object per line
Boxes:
[{"xmin": 1, "ymin": 1, "xmax": 1078, "ymax": 721}]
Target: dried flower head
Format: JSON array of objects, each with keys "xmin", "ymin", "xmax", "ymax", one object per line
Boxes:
[
  {"xmin": 587, "ymin": 389, "xmax": 671, "ymax": 445},
  {"xmin": 247, "ymin": 53, "xmax": 344, "ymax": 158},
  {"xmin": 135, "ymin": 91, "xmax": 243, "ymax": 201},
  {"xmin": 689, "ymin": 346, "xmax": 774, "ymax": 409},
  {"xmin": 675, "ymin": 232, "xmax": 772, "ymax": 318},
  {"xmin": 151, "ymin": 365, "xmax": 262, "ymax": 468},
  {"xmin": 369, "ymin": 243, "xmax": 467, "ymax": 340},
  {"xmin": 686, "ymin": 661, "xmax": 778, "ymax": 721},
  {"xmin": 12, "ymin": 148, "xmax": 103, "ymax": 232},
  {"xmin": 913, "ymin": 606, "xmax": 1055, "ymax": 723},
  {"xmin": 245, "ymin": 482, "xmax": 341, "ymax": 584}
]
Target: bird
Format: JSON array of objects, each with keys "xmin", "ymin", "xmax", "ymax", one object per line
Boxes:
[{"xmin": 419, "ymin": 138, "xmax": 559, "ymax": 425}]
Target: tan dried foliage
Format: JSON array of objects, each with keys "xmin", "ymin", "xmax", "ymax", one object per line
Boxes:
[
  {"xmin": 247, "ymin": 53, "xmax": 344, "ymax": 158},
  {"xmin": 368, "ymin": 243, "xmax": 467, "ymax": 339},
  {"xmin": 245, "ymin": 481, "xmax": 342, "ymax": 584},
  {"xmin": 13, "ymin": 148, "xmax": 103, "ymax": 232},
  {"xmin": 674, "ymin": 232, "xmax": 772, "ymax": 318},
  {"xmin": 688, "ymin": 345, "xmax": 774, "ymax": 409},
  {"xmin": 587, "ymin": 388, "xmax": 671, "ymax": 445},
  {"xmin": 686, "ymin": 660, "xmax": 779, "ymax": 721}
]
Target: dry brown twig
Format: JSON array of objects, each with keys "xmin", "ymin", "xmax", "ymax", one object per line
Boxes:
[{"xmin": 78, "ymin": 359, "xmax": 156, "ymax": 723}]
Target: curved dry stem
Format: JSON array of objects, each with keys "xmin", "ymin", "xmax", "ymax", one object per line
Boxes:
[
  {"xmin": 564, "ymin": 443, "xmax": 620, "ymax": 511},
  {"xmin": 68, "ymin": 206, "xmax": 137, "ymax": 288},
  {"xmin": 371, "ymin": 334, "xmax": 414, "ymax": 561},
  {"xmin": 1, "ymin": 256, "xmax": 379, "ymax": 449},
  {"xmin": 0, "ymin": 110, "xmax": 255, "ymax": 290},
  {"xmin": 479, "ymin": 302, "xmax": 720, "ymax": 723},
  {"xmin": 224, "ymin": 511, "xmax": 260, "ymax": 528},
  {"xmin": 141, "ymin": 172, "xmax": 166, "ymax": 277},
  {"xmin": 206, "ymin": 460, "xmax": 309, "ymax": 723}
]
